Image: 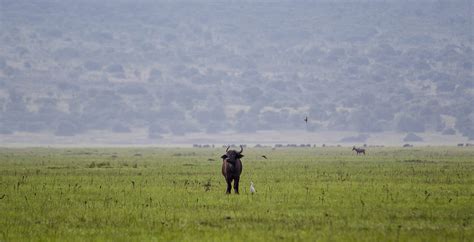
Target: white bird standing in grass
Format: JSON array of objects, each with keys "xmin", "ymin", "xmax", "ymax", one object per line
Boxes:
[{"xmin": 250, "ymin": 182, "xmax": 256, "ymax": 194}]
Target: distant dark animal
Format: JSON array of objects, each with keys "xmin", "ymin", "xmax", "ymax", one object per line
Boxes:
[
  {"xmin": 352, "ymin": 146, "xmax": 365, "ymax": 155},
  {"xmin": 261, "ymin": 155, "xmax": 267, "ymax": 159},
  {"xmin": 221, "ymin": 145, "xmax": 244, "ymax": 194},
  {"xmin": 304, "ymin": 116, "xmax": 308, "ymax": 123}
]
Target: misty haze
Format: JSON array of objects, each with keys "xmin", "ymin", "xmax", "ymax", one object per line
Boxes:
[
  {"xmin": 0, "ymin": 0, "xmax": 472, "ymax": 146},
  {"xmin": 2, "ymin": 1, "xmax": 474, "ymax": 241}
]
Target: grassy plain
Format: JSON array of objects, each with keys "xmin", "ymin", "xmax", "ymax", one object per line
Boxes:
[{"xmin": 0, "ymin": 147, "xmax": 473, "ymax": 241}]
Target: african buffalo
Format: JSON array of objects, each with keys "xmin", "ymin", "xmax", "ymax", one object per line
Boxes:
[{"xmin": 221, "ymin": 145, "xmax": 243, "ymax": 194}]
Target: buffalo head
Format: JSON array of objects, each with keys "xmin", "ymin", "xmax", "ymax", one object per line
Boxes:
[{"xmin": 221, "ymin": 145, "xmax": 244, "ymax": 164}]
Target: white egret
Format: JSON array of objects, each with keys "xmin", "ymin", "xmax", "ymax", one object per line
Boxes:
[{"xmin": 250, "ymin": 182, "xmax": 256, "ymax": 194}]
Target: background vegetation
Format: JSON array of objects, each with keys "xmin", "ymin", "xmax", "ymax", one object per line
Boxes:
[{"xmin": 0, "ymin": 1, "xmax": 472, "ymax": 140}]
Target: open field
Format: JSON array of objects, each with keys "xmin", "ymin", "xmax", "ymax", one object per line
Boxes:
[{"xmin": 0, "ymin": 147, "xmax": 473, "ymax": 241}]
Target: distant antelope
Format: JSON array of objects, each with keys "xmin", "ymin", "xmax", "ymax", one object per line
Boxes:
[{"xmin": 352, "ymin": 146, "xmax": 365, "ymax": 155}]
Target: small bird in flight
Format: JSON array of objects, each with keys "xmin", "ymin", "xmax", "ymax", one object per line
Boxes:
[
  {"xmin": 261, "ymin": 155, "xmax": 267, "ymax": 159},
  {"xmin": 250, "ymin": 182, "xmax": 256, "ymax": 194},
  {"xmin": 304, "ymin": 116, "xmax": 308, "ymax": 123}
]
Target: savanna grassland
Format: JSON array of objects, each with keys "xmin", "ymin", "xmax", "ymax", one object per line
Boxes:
[{"xmin": 0, "ymin": 147, "xmax": 473, "ymax": 241}]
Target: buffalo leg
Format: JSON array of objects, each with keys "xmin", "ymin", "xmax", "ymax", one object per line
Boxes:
[
  {"xmin": 226, "ymin": 177, "xmax": 232, "ymax": 194},
  {"xmin": 233, "ymin": 176, "xmax": 240, "ymax": 194}
]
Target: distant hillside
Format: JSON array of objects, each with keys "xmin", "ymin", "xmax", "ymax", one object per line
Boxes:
[{"xmin": 0, "ymin": 0, "xmax": 472, "ymax": 140}]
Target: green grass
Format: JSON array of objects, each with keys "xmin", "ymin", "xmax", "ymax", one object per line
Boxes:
[{"xmin": 0, "ymin": 147, "xmax": 473, "ymax": 241}]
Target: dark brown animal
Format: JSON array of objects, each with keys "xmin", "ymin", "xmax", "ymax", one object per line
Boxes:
[
  {"xmin": 352, "ymin": 146, "xmax": 365, "ymax": 155},
  {"xmin": 221, "ymin": 145, "xmax": 244, "ymax": 194}
]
